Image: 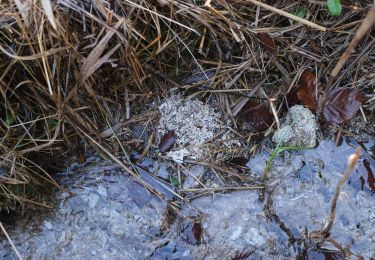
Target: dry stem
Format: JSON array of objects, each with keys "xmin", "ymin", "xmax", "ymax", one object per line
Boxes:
[
  {"xmin": 246, "ymin": 0, "xmax": 327, "ymax": 31},
  {"xmin": 310, "ymin": 147, "xmax": 362, "ymax": 240},
  {"xmin": 0, "ymin": 222, "xmax": 23, "ymax": 260}
]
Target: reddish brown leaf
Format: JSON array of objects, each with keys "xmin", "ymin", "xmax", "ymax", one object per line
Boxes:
[
  {"xmin": 241, "ymin": 101, "xmax": 273, "ymax": 132},
  {"xmin": 256, "ymin": 33, "xmax": 276, "ymax": 52},
  {"xmin": 296, "ymin": 70, "xmax": 321, "ymax": 111},
  {"xmin": 323, "ymin": 88, "xmax": 362, "ymax": 124},
  {"xmin": 226, "ymin": 157, "xmax": 249, "ymax": 168},
  {"xmin": 363, "ymin": 159, "xmax": 375, "ymax": 192},
  {"xmin": 286, "ymin": 87, "xmax": 300, "ymax": 107},
  {"xmin": 159, "ymin": 130, "xmax": 175, "ymax": 153}
]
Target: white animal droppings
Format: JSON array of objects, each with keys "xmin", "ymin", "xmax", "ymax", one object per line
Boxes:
[
  {"xmin": 158, "ymin": 95, "xmax": 239, "ymax": 163},
  {"xmin": 272, "ymin": 105, "xmax": 318, "ymax": 148}
]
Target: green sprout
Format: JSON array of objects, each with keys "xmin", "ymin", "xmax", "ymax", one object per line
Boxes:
[
  {"xmin": 295, "ymin": 6, "xmax": 306, "ymax": 18},
  {"xmin": 327, "ymin": 0, "xmax": 342, "ymax": 16},
  {"xmin": 170, "ymin": 175, "xmax": 179, "ymax": 187},
  {"xmin": 6, "ymin": 112, "xmax": 15, "ymax": 126},
  {"xmin": 262, "ymin": 146, "xmax": 309, "ymax": 179}
]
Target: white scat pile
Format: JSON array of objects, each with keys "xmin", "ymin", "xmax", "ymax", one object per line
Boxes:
[
  {"xmin": 158, "ymin": 95, "xmax": 238, "ymax": 162},
  {"xmin": 272, "ymin": 105, "xmax": 318, "ymax": 148}
]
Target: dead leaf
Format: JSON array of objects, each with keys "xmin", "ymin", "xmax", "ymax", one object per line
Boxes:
[
  {"xmin": 226, "ymin": 157, "xmax": 248, "ymax": 168},
  {"xmin": 159, "ymin": 130, "xmax": 175, "ymax": 153},
  {"xmin": 363, "ymin": 159, "xmax": 375, "ymax": 192},
  {"xmin": 41, "ymin": 0, "xmax": 57, "ymax": 30},
  {"xmin": 182, "ymin": 70, "xmax": 215, "ymax": 87},
  {"xmin": 14, "ymin": 0, "xmax": 32, "ymax": 27},
  {"xmin": 297, "ymin": 70, "xmax": 322, "ymax": 111},
  {"xmin": 78, "ymin": 19, "xmax": 123, "ymax": 86},
  {"xmin": 256, "ymin": 33, "xmax": 276, "ymax": 52},
  {"xmin": 241, "ymin": 101, "xmax": 273, "ymax": 132},
  {"xmin": 286, "ymin": 87, "xmax": 300, "ymax": 107},
  {"xmin": 323, "ymin": 88, "xmax": 362, "ymax": 124}
]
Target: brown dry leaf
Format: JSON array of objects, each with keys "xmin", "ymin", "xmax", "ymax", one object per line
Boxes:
[
  {"xmin": 323, "ymin": 88, "xmax": 362, "ymax": 124},
  {"xmin": 241, "ymin": 101, "xmax": 273, "ymax": 132},
  {"xmin": 255, "ymin": 33, "xmax": 276, "ymax": 52},
  {"xmin": 159, "ymin": 130, "xmax": 175, "ymax": 153},
  {"xmin": 286, "ymin": 86, "xmax": 300, "ymax": 107},
  {"xmin": 297, "ymin": 70, "xmax": 322, "ymax": 111},
  {"xmin": 40, "ymin": 0, "xmax": 57, "ymax": 30},
  {"xmin": 363, "ymin": 159, "xmax": 375, "ymax": 192},
  {"xmin": 78, "ymin": 19, "xmax": 123, "ymax": 86},
  {"xmin": 83, "ymin": 43, "xmax": 121, "ymax": 84},
  {"xmin": 226, "ymin": 157, "xmax": 249, "ymax": 170},
  {"xmin": 14, "ymin": 0, "xmax": 32, "ymax": 27}
]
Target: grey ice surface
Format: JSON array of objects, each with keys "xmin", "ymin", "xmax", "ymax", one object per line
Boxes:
[
  {"xmin": 273, "ymin": 105, "xmax": 318, "ymax": 148},
  {"xmin": 270, "ymin": 140, "xmax": 375, "ymax": 258},
  {"xmin": 0, "ymin": 159, "xmax": 169, "ymax": 260},
  {"xmin": 1, "ymin": 139, "xmax": 374, "ymax": 259},
  {"xmin": 182, "ymin": 165, "xmax": 205, "ymax": 189},
  {"xmin": 181, "ymin": 191, "xmax": 291, "ymax": 259}
]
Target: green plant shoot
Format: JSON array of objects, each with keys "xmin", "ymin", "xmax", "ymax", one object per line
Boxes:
[
  {"xmin": 295, "ymin": 6, "xmax": 306, "ymax": 18},
  {"xmin": 327, "ymin": 0, "xmax": 342, "ymax": 16},
  {"xmin": 47, "ymin": 119, "xmax": 58, "ymax": 131},
  {"xmin": 262, "ymin": 146, "xmax": 308, "ymax": 179},
  {"xmin": 6, "ymin": 112, "xmax": 15, "ymax": 126}
]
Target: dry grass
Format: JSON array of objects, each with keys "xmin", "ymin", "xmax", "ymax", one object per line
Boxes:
[{"xmin": 0, "ymin": 0, "xmax": 374, "ymax": 209}]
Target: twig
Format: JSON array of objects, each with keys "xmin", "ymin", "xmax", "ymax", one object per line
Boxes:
[
  {"xmin": 330, "ymin": 4, "xmax": 375, "ymax": 81},
  {"xmin": 0, "ymin": 222, "xmax": 23, "ymax": 260},
  {"xmin": 310, "ymin": 147, "xmax": 362, "ymax": 240},
  {"xmin": 269, "ymin": 98, "xmax": 280, "ymax": 130},
  {"xmin": 204, "ymin": 0, "xmax": 212, "ymax": 7},
  {"xmin": 184, "ymin": 159, "xmax": 251, "ymax": 182},
  {"xmin": 246, "ymin": 0, "xmax": 326, "ymax": 31},
  {"xmin": 79, "ymin": 127, "xmax": 171, "ymax": 201}
]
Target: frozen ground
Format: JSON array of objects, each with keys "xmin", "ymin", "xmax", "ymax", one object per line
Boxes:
[{"xmin": 1, "ymin": 139, "xmax": 374, "ymax": 259}]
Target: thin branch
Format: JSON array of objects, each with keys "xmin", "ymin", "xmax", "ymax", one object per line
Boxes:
[
  {"xmin": 0, "ymin": 222, "xmax": 23, "ymax": 260},
  {"xmin": 310, "ymin": 147, "xmax": 362, "ymax": 240},
  {"xmin": 246, "ymin": 0, "xmax": 327, "ymax": 31}
]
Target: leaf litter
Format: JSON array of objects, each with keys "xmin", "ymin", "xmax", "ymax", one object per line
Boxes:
[
  {"xmin": 323, "ymin": 87, "xmax": 363, "ymax": 124},
  {"xmin": 290, "ymin": 69, "xmax": 363, "ymax": 124},
  {"xmin": 159, "ymin": 130, "xmax": 176, "ymax": 153}
]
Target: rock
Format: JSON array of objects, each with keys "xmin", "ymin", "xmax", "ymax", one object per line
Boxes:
[
  {"xmin": 272, "ymin": 105, "xmax": 318, "ymax": 148},
  {"xmin": 2, "ymin": 140, "xmax": 374, "ymax": 259}
]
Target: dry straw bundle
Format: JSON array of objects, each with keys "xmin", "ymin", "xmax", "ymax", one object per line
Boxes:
[{"xmin": 0, "ymin": 0, "xmax": 373, "ymax": 209}]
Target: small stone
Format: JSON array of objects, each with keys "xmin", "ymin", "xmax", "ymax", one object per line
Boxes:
[
  {"xmin": 272, "ymin": 105, "xmax": 318, "ymax": 148},
  {"xmin": 230, "ymin": 226, "xmax": 243, "ymax": 240},
  {"xmin": 88, "ymin": 193, "xmax": 99, "ymax": 208},
  {"xmin": 97, "ymin": 185, "xmax": 107, "ymax": 198},
  {"xmin": 111, "ymin": 224, "xmax": 125, "ymax": 237},
  {"xmin": 166, "ymin": 148, "xmax": 189, "ymax": 164},
  {"xmin": 44, "ymin": 221, "xmax": 53, "ymax": 230}
]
